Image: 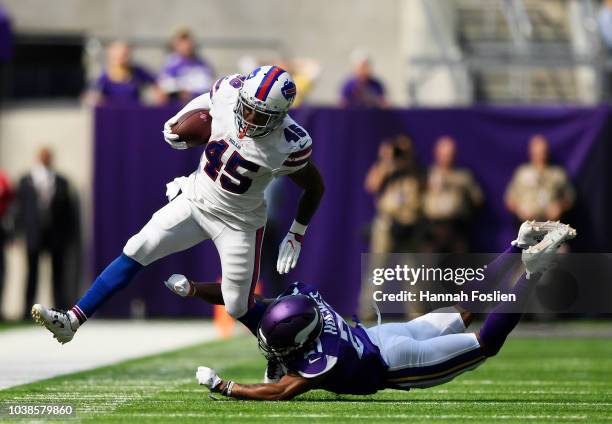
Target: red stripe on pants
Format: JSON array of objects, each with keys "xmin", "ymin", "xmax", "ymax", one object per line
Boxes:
[{"xmin": 248, "ymin": 226, "xmax": 265, "ymax": 307}]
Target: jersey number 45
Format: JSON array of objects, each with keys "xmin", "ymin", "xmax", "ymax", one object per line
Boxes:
[{"xmin": 203, "ymin": 140, "xmax": 260, "ymax": 194}]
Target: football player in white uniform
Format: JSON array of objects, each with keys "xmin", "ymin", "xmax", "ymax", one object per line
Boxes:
[{"xmin": 32, "ymin": 65, "xmax": 325, "ymax": 345}]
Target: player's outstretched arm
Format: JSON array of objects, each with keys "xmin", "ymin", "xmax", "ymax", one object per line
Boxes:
[
  {"xmin": 277, "ymin": 161, "xmax": 325, "ymax": 274},
  {"xmin": 164, "ymin": 274, "xmax": 273, "ymax": 305},
  {"xmin": 225, "ymin": 373, "xmax": 319, "ymax": 401},
  {"xmin": 197, "ymin": 366, "xmax": 320, "ymax": 401}
]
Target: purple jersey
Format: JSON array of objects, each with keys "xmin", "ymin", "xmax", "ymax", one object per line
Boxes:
[
  {"xmin": 94, "ymin": 65, "xmax": 155, "ymax": 104},
  {"xmin": 281, "ymin": 282, "xmax": 388, "ymax": 395},
  {"xmin": 159, "ymin": 54, "xmax": 214, "ymax": 98},
  {"xmin": 341, "ymin": 76, "xmax": 385, "ymax": 107}
]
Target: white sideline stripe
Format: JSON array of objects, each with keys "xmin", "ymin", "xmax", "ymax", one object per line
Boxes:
[
  {"xmin": 309, "ymin": 401, "xmax": 611, "ymax": 406},
  {"xmin": 0, "ymin": 320, "xmax": 219, "ymax": 390},
  {"xmin": 111, "ymin": 413, "xmax": 592, "ymax": 420},
  {"xmin": 463, "ymin": 380, "xmax": 612, "ymax": 386}
]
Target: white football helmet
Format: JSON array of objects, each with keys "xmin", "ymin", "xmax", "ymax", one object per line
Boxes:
[{"xmin": 234, "ymin": 65, "xmax": 297, "ymax": 138}]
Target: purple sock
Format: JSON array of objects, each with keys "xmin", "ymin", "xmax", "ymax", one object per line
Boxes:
[
  {"xmin": 459, "ymin": 245, "xmax": 522, "ymax": 312},
  {"xmin": 479, "ymin": 274, "xmax": 536, "ymax": 356}
]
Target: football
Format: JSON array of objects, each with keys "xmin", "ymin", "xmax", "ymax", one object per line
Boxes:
[{"xmin": 170, "ymin": 108, "xmax": 212, "ymax": 147}]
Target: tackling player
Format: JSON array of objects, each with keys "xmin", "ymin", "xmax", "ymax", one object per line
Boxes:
[
  {"xmin": 165, "ymin": 221, "xmax": 575, "ymax": 400},
  {"xmin": 32, "ymin": 66, "xmax": 324, "ymax": 344}
]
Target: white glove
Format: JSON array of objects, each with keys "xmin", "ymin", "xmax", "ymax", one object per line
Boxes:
[
  {"xmin": 277, "ymin": 232, "xmax": 303, "ymax": 274},
  {"xmin": 165, "ymin": 180, "xmax": 181, "ymax": 202},
  {"xmin": 277, "ymin": 221, "xmax": 307, "ymax": 274},
  {"xmin": 196, "ymin": 366, "xmax": 222, "ymax": 391},
  {"xmin": 164, "ymin": 274, "xmax": 194, "ymax": 297},
  {"xmin": 162, "ymin": 115, "xmax": 188, "ymax": 150}
]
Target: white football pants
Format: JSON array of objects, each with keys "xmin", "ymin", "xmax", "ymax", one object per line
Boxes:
[
  {"xmin": 367, "ymin": 307, "xmax": 485, "ymax": 389},
  {"xmin": 123, "ymin": 194, "xmax": 264, "ymax": 318}
]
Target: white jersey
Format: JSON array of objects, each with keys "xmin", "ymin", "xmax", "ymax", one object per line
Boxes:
[{"xmin": 175, "ymin": 74, "xmax": 312, "ymax": 231}]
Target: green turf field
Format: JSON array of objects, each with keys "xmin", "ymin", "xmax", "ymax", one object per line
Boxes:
[
  {"xmin": 1, "ymin": 336, "xmax": 611, "ymax": 423},
  {"xmin": 0, "ymin": 321, "xmax": 33, "ymax": 332}
]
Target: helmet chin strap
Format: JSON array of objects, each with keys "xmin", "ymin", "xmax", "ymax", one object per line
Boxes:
[{"xmin": 239, "ymin": 123, "xmax": 252, "ymax": 139}]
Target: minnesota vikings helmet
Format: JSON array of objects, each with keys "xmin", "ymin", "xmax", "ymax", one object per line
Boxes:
[
  {"xmin": 234, "ymin": 65, "xmax": 297, "ymax": 138},
  {"xmin": 257, "ymin": 294, "xmax": 322, "ymax": 362}
]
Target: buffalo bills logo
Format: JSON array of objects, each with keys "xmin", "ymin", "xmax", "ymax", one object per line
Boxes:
[
  {"xmin": 246, "ymin": 67, "xmax": 261, "ymax": 80},
  {"xmin": 281, "ymin": 80, "xmax": 297, "ymax": 101}
]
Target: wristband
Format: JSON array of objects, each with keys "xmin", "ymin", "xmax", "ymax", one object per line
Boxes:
[
  {"xmin": 289, "ymin": 220, "xmax": 308, "ymax": 236},
  {"xmin": 187, "ymin": 280, "xmax": 196, "ymax": 297},
  {"xmin": 222, "ymin": 381, "xmax": 235, "ymax": 397}
]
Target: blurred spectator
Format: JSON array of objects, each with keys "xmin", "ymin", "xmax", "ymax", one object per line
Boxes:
[
  {"xmin": 597, "ymin": 0, "xmax": 612, "ymax": 50},
  {"xmin": 340, "ymin": 50, "xmax": 387, "ymax": 108},
  {"xmin": 505, "ymin": 135, "xmax": 575, "ymax": 222},
  {"xmin": 597, "ymin": 0, "xmax": 612, "ymax": 100},
  {"xmin": 0, "ymin": 4, "xmax": 12, "ymax": 62},
  {"xmin": 237, "ymin": 55, "xmax": 259, "ymax": 76},
  {"xmin": 158, "ymin": 28, "xmax": 215, "ymax": 103},
  {"xmin": 361, "ymin": 135, "xmax": 422, "ymax": 319},
  {"xmin": 86, "ymin": 40, "xmax": 162, "ymax": 106},
  {"xmin": 0, "ymin": 168, "xmax": 13, "ymax": 316},
  {"xmin": 422, "ymin": 136, "xmax": 483, "ymax": 253},
  {"xmin": 14, "ymin": 148, "xmax": 79, "ymax": 316},
  {"xmin": 365, "ymin": 135, "xmax": 422, "ymax": 254},
  {"xmin": 277, "ymin": 58, "xmax": 321, "ymax": 107}
]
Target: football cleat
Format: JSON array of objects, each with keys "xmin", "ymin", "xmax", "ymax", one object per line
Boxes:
[
  {"xmin": 164, "ymin": 274, "xmax": 195, "ymax": 297},
  {"xmin": 31, "ymin": 304, "xmax": 77, "ymax": 344},
  {"xmin": 263, "ymin": 359, "xmax": 287, "ymax": 384},
  {"xmin": 512, "ymin": 220, "xmax": 576, "ymax": 249},
  {"xmin": 521, "ymin": 225, "xmax": 576, "ymax": 279}
]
